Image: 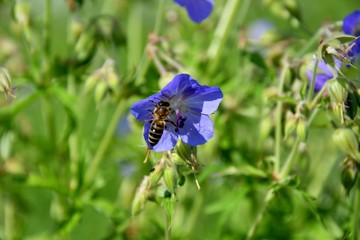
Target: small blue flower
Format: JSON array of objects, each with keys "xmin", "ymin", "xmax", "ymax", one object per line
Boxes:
[
  {"xmin": 247, "ymin": 19, "xmax": 275, "ymax": 44},
  {"xmin": 174, "ymin": 0, "xmax": 214, "ymax": 23},
  {"xmin": 343, "ymin": 10, "xmax": 360, "ymax": 57},
  {"xmin": 131, "ymin": 74, "xmax": 223, "ymax": 152},
  {"xmin": 306, "ymin": 58, "xmax": 341, "ymax": 92}
]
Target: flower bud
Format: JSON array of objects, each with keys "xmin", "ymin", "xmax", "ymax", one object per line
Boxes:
[
  {"xmin": 333, "ymin": 128, "xmax": 360, "ymax": 160},
  {"xmin": 14, "ymin": 1, "xmax": 30, "ymax": 27},
  {"xmin": 296, "ymin": 115, "xmax": 308, "ymax": 142},
  {"xmin": 132, "ymin": 191, "xmax": 147, "ymax": 216},
  {"xmin": 131, "ymin": 176, "xmax": 150, "ymax": 216},
  {"xmin": 85, "ymin": 59, "xmax": 120, "ymax": 102},
  {"xmin": 285, "ymin": 112, "xmax": 296, "ymax": 139},
  {"xmin": 0, "ymin": 67, "xmax": 15, "ymax": 98},
  {"xmin": 75, "ymin": 29, "xmax": 96, "ymax": 60},
  {"xmin": 328, "ymin": 79, "xmax": 348, "ymax": 104},
  {"xmin": 70, "ymin": 18, "xmax": 85, "ymax": 43},
  {"xmin": 149, "ymin": 160, "xmax": 165, "ymax": 188},
  {"xmin": 163, "ymin": 165, "xmax": 178, "ymax": 193},
  {"xmin": 170, "ymin": 153, "xmax": 185, "ymax": 166},
  {"xmin": 94, "ymin": 81, "xmax": 108, "ymax": 103},
  {"xmin": 341, "ymin": 158, "xmax": 358, "ymax": 196},
  {"xmin": 175, "ymin": 139, "xmax": 197, "ymax": 164}
]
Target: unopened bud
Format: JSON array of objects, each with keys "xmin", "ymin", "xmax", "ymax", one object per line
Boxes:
[
  {"xmin": 333, "ymin": 128, "xmax": 360, "ymax": 160},
  {"xmin": 176, "ymin": 139, "xmax": 197, "ymax": 164},
  {"xmin": 85, "ymin": 59, "xmax": 120, "ymax": 102},
  {"xmin": 296, "ymin": 116, "xmax": 308, "ymax": 142},
  {"xmin": 14, "ymin": 1, "xmax": 30, "ymax": 27},
  {"xmin": 131, "ymin": 176, "xmax": 150, "ymax": 216},
  {"xmin": 70, "ymin": 18, "xmax": 85, "ymax": 43},
  {"xmin": 75, "ymin": 30, "xmax": 96, "ymax": 60},
  {"xmin": 341, "ymin": 158, "xmax": 358, "ymax": 196},
  {"xmin": 94, "ymin": 81, "xmax": 108, "ymax": 103},
  {"xmin": 149, "ymin": 160, "xmax": 165, "ymax": 188},
  {"xmin": 285, "ymin": 112, "xmax": 296, "ymax": 139},
  {"xmin": 328, "ymin": 79, "xmax": 348, "ymax": 104},
  {"xmin": 163, "ymin": 165, "xmax": 178, "ymax": 193},
  {"xmin": 132, "ymin": 192, "xmax": 147, "ymax": 216},
  {"xmin": 0, "ymin": 67, "xmax": 15, "ymax": 98},
  {"xmin": 332, "ymin": 104, "xmax": 344, "ymax": 121}
]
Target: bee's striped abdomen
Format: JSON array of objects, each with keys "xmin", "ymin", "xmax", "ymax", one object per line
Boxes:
[{"xmin": 148, "ymin": 120, "xmax": 165, "ymax": 146}]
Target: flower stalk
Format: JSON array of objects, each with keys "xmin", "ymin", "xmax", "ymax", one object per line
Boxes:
[
  {"xmin": 207, "ymin": 0, "xmax": 249, "ymax": 75},
  {"xmin": 274, "ymin": 60, "xmax": 289, "ymax": 175},
  {"xmin": 84, "ymin": 101, "xmax": 126, "ymax": 187},
  {"xmin": 246, "ymin": 107, "xmax": 320, "ymax": 239}
]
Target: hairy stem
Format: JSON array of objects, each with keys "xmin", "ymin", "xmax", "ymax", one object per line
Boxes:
[
  {"xmin": 307, "ymin": 58, "xmax": 319, "ymax": 103},
  {"xmin": 274, "ymin": 61, "xmax": 289, "ymax": 175}
]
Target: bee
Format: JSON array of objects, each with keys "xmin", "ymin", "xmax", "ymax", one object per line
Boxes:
[{"xmin": 148, "ymin": 100, "xmax": 177, "ymax": 147}]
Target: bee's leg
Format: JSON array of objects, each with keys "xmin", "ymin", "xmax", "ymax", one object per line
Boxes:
[
  {"xmin": 149, "ymin": 100, "xmax": 157, "ymax": 106},
  {"xmin": 148, "ymin": 109, "xmax": 154, "ymax": 115}
]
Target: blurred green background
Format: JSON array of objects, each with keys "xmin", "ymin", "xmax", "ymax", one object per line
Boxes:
[{"xmin": 0, "ymin": 0, "xmax": 360, "ymax": 239}]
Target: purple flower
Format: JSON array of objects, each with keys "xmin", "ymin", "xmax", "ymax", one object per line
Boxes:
[
  {"xmin": 130, "ymin": 74, "xmax": 223, "ymax": 152},
  {"xmin": 306, "ymin": 58, "xmax": 341, "ymax": 92},
  {"xmin": 174, "ymin": 0, "xmax": 214, "ymax": 23},
  {"xmin": 343, "ymin": 10, "xmax": 360, "ymax": 57}
]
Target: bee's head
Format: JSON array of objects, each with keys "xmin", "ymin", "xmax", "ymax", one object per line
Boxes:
[{"xmin": 158, "ymin": 101, "xmax": 170, "ymax": 107}]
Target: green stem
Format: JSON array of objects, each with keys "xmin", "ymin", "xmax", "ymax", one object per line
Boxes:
[
  {"xmin": 44, "ymin": 0, "xmax": 51, "ymax": 54},
  {"xmin": 245, "ymin": 189, "xmax": 275, "ymax": 240},
  {"xmin": 157, "ymin": 49, "xmax": 184, "ymax": 71},
  {"xmin": 134, "ymin": 0, "xmax": 165, "ymax": 86},
  {"xmin": 310, "ymin": 81, "xmax": 329, "ymax": 108},
  {"xmin": 153, "ymin": 0, "xmax": 165, "ymax": 36},
  {"xmin": 207, "ymin": 0, "xmax": 250, "ymax": 75},
  {"xmin": 246, "ymin": 107, "xmax": 320, "ymax": 239},
  {"xmin": 165, "ymin": 212, "xmax": 172, "ymax": 240},
  {"xmin": 353, "ymin": 180, "xmax": 360, "ymax": 240},
  {"xmin": 67, "ymin": 75, "xmax": 80, "ymax": 193},
  {"xmin": 274, "ymin": 62, "xmax": 289, "ymax": 175},
  {"xmin": 307, "ymin": 58, "xmax": 319, "ymax": 103},
  {"xmin": 43, "ymin": 94, "xmax": 56, "ymax": 150},
  {"xmin": 84, "ymin": 101, "xmax": 126, "ymax": 186},
  {"xmin": 279, "ymin": 138, "xmax": 301, "ymax": 180},
  {"xmin": 4, "ymin": 196, "xmax": 19, "ymax": 240},
  {"xmin": 42, "ymin": 0, "xmax": 52, "ymax": 81},
  {"xmin": 295, "ymin": 30, "xmax": 323, "ymax": 58}
]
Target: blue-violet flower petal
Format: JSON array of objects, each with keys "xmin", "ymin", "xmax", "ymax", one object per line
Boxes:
[
  {"xmin": 131, "ymin": 73, "xmax": 223, "ymax": 152},
  {"xmin": 174, "ymin": 0, "xmax": 214, "ymax": 23}
]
